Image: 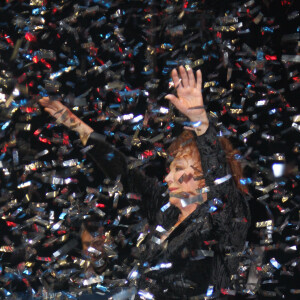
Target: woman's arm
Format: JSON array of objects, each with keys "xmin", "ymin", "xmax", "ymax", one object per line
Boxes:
[
  {"xmin": 38, "ymin": 97, "xmax": 128, "ymax": 180},
  {"xmin": 38, "ymin": 97, "xmax": 167, "ymax": 222},
  {"xmin": 38, "ymin": 97, "xmax": 94, "ymax": 145}
]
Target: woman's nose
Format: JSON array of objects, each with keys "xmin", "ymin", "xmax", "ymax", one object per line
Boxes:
[{"xmin": 165, "ymin": 172, "xmax": 172, "ymax": 183}]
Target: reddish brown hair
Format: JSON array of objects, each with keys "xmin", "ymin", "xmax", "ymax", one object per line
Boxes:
[
  {"xmin": 167, "ymin": 130, "xmax": 203, "ymax": 180},
  {"xmin": 219, "ymin": 136, "xmax": 248, "ymax": 194},
  {"xmin": 168, "ymin": 130, "xmax": 248, "ymax": 194}
]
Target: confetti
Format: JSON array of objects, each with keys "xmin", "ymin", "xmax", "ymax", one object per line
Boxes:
[{"xmin": 0, "ymin": 0, "xmax": 299, "ymax": 298}]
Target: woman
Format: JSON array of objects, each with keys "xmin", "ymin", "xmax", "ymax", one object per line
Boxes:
[
  {"xmin": 39, "ymin": 66, "xmax": 250, "ymax": 298},
  {"xmin": 80, "ymin": 217, "xmax": 108, "ymax": 276}
]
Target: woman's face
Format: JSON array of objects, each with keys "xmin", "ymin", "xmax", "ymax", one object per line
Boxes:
[
  {"xmin": 81, "ymin": 228, "xmax": 108, "ymax": 274},
  {"xmin": 81, "ymin": 229, "xmax": 105, "ymax": 253},
  {"xmin": 165, "ymin": 154, "xmax": 205, "ymax": 207}
]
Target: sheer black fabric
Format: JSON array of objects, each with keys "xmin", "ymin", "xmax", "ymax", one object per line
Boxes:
[{"xmin": 86, "ymin": 123, "xmax": 250, "ymax": 299}]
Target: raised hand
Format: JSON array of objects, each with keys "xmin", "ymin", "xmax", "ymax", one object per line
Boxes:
[
  {"xmin": 38, "ymin": 97, "xmax": 93, "ymax": 145},
  {"xmin": 165, "ymin": 66, "xmax": 208, "ymax": 134},
  {"xmin": 39, "ymin": 97, "xmax": 69, "ymax": 122}
]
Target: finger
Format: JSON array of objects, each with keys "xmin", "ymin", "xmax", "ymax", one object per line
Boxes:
[
  {"xmin": 179, "ymin": 65, "xmax": 189, "ymax": 87},
  {"xmin": 44, "ymin": 108, "xmax": 55, "ymax": 116},
  {"xmin": 51, "ymin": 100, "xmax": 65, "ymax": 110},
  {"xmin": 38, "ymin": 100, "xmax": 48, "ymax": 108},
  {"xmin": 187, "ymin": 66, "xmax": 195, "ymax": 87},
  {"xmin": 196, "ymin": 69, "xmax": 202, "ymax": 90},
  {"xmin": 171, "ymin": 68, "xmax": 182, "ymax": 89},
  {"xmin": 38, "ymin": 97, "xmax": 50, "ymax": 106},
  {"xmin": 39, "ymin": 96, "xmax": 49, "ymax": 102}
]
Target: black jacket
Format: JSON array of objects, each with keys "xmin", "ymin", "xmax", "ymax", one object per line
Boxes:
[{"xmin": 86, "ymin": 123, "xmax": 250, "ymax": 299}]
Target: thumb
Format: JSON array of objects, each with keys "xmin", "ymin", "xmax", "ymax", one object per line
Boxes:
[
  {"xmin": 165, "ymin": 94, "xmax": 178, "ymax": 104},
  {"xmin": 44, "ymin": 107, "xmax": 57, "ymax": 117},
  {"xmin": 39, "ymin": 96, "xmax": 49, "ymax": 103},
  {"xmin": 183, "ymin": 126, "xmax": 195, "ymax": 131}
]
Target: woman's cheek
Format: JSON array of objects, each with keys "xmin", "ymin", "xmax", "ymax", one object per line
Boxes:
[{"xmin": 174, "ymin": 171, "xmax": 184, "ymax": 183}]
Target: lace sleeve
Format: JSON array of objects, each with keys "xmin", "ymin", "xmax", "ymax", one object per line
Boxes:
[
  {"xmin": 195, "ymin": 123, "xmax": 251, "ymax": 248},
  {"xmin": 195, "ymin": 123, "xmax": 232, "ymax": 200},
  {"xmin": 86, "ymin": 132, "xmax": 128, "ymax": 181}
]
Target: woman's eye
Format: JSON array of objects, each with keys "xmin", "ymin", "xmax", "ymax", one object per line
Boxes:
[{"xmin": 175, "ymin": 166, "xmax": 183, "ymax": 171}]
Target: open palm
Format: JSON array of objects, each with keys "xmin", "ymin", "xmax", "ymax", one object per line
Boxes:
[{"xmin": 165, "ymin": 66, "xmax": 207, "ymax": 123}]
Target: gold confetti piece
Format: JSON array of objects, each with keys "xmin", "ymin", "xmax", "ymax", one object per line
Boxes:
[
  {"xmin": 203, "ymin": 81, "xmax": 218, "ymax": 88},
  {"xmin": 29, "ymin": 0, "xmax": 45, "ymax": 6},
  {"xmin": 191, "ymin": 58, "xmax": 204, "ymax": 67},
  {"xmin": 230, "ymin": 108, "xmax": 243, "ymax": 114},
  {"xmin": 256, "ymin": 220, "xmax": 273, "ymax": 228},
  {"xmin": 15, "ymin": 123, "xmax": 31, "ymax": 131},
  {"xmin": 10, "ymin": 38, "xmax": 23, "ymax": 61},
  {"xmin": 282, "ymin": 196, "xmax": 289, "ymax": 203}
]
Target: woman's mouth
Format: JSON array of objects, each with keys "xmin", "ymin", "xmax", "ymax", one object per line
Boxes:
[{"xmin": 169, "ymin": 187, "xmax": 179, "ymax": 192}]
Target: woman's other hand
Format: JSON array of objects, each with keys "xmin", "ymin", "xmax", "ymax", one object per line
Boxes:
[
  {"xmin": 39, "ymin": 97, "xmax": 72, "ymax": 126},
  {"xmin": 38, "ymin": 97, "xmax": 93, "ymax": 145},
  {"xmin": 165, "ymin": 66, "xmax": 209, "ymax": 135}
]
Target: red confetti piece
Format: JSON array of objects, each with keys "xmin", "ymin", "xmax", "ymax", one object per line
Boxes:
[
  {"xmin": 57, "ymin": 230, "xmax": 67, "ymax": 235},
  {"xmin": 265, "ymin": 55, "xmax": 277, "ymax": 60},
  {"xmin": 39, "ymin": 137, "xmax": 51, "ymax": 144},
  {"xmin": 25, "ymin": 32, "xmax": 37, "ymax": 42},
  {"xmin": 6, "ymin": 221, "xmax": 17, "ymax": 227},
  {"xmin": 21, "ymin": 107, "xmax": 37, "ymax": 113},
  {"xmin": 32, "ymin": 55, "xmax": 39, "ymax": 63},
  {"xmin": 40, "ymin": 58, "xmax": 51, "ymax": 69},
  {"xmin": 34, "ymin": 129, "xmax": 42, "ymax": 136},
  {"xmin": 36, "ymin": 257, "xmax": 52, "ymax": 262},
  {"xmin": 63, "ymin": 133, "xmax": 70, "ymax": 146},
  {"xmin": 4, "ymin": 34, "xmax": 14, "ymax": 46}
]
